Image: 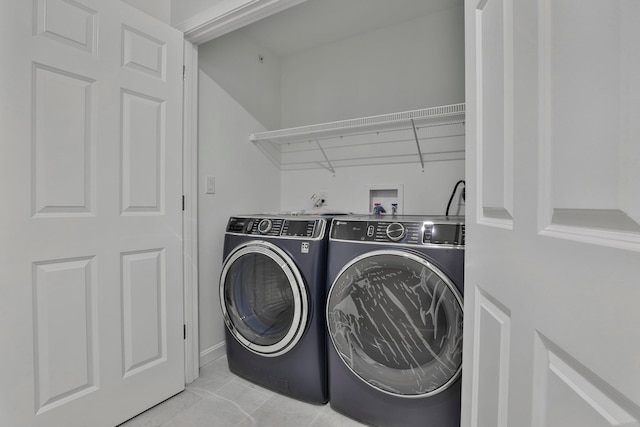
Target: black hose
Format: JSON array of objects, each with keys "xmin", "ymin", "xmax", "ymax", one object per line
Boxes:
[{"xmin": 446, "ymin": 180, "xmax": 466, "ymax": 217}]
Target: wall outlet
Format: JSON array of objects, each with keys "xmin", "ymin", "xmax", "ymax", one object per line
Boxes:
[
  {"xmin": 312, "ymin": 191, "xmax": 328, "ymax": 207},
  {"xmin": 319, "ymin": 191, "xmax": 328, "ymax": 206}
]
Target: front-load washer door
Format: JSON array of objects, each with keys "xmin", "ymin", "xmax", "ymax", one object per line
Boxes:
[
  {"xmin": 327, "ymin": 249, "xmax": 463, "ymax": 398},
  {"xmin": 220, "ymin": 241, "xmax": 309, "ymax": 357}
]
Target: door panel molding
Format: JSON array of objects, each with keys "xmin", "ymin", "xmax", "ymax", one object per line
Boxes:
[
  {"xmin": 32, "ymin": 63, "xmax": 97, "ymax": 217},
  {"xmin": 120, "ymin": 89, "xmax": 165, "ymax": 215},
  {"xmin": 35, "ymin": 0, "xmax": 98, "ymax": 54},
  {"xmin": 122, "ymin": 25, "xmax": 167, "ymax": 80},
  {"xmin": 121, "ymin": 249, "xmax": 167, "ymax": 377},
  {"xmin": 532, "ymin": 332, "xmax": 640, "ymax": 427},
  {"xmin": 474, "ymin": 0, "xmax": 514, "ymax": 229},
  {"xmin": 33, "ymin": 256, "xmax": 99, "ymax": 414},
  {"xmin": 537, "ymin": 0, "xmax": 640, "ymax": 250},
  {"xmin": 470, "ymin": 285, "xmax": 511, "ymax": 427}
]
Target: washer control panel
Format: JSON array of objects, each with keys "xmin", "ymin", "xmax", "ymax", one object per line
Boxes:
[
  {"xmin": 226, "ymin": 217, "xmax": 323, "ymax": 239},
  {"xmin": 331, "ymin": 217, "xmax": 465, "ymax": 246}
]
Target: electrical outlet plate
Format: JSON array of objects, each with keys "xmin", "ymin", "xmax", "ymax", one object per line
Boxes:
[
  {"xmin": 319, "ymin": 191, "xmax": 328, "ymax": 206},
  {"xmin": 311, "ymin": 191, "xmax": 328, "ymax": 207}
]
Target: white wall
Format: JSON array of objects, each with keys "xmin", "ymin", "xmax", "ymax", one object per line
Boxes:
[
  {"xmin": 280, "ymin": 161, "xmax": 465, "ymax": 216},
  {"xmin": 197, "ymin": 69, "xmax": 281, "ymax": 364},
  {"xmin": 198, "ymin": 30, "xmax": 282, "ymax": 130},
  {"xmin": 279, "ymin": 5, "xmax": 465, "ymax": 213},
  {"xmin": 121, "ymin": 0, "xmax": 171, "ymax": 24},
  {"xmin": 280, "ymin": 6, "xmax": 465, "ymax": 127}
]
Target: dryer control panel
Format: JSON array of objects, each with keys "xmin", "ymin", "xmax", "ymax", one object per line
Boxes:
[
  {"xmin": 226, "ymin": 216, "xmax": 326, "ymax": 239},
  {"xmin": 331, "ymin": 217, "xmax": 465, "ymax": 246}
]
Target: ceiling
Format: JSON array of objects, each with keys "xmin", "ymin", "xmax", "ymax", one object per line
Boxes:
[{"xmin": 236, "ymin": 0, "xmax": 463, "ymax": 57}]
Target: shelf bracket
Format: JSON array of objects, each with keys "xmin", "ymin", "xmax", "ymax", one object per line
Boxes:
[
  {"xmin": 410, "ymin": 119, "xmax": 424, "ymax": 171},
  {"xmin": 314, "ymin": 138, "xmax": 335, "ymax": 174}
]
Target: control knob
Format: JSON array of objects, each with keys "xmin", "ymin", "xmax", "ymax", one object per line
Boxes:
[
  {"xmin": 257, "ymin": 219, "xmax": 272, "ymax": 234},
  {"xmin": 386, "ymin": 222, "xmax": 406, "ymax": 241}
]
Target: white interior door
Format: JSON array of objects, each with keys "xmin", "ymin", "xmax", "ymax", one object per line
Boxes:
[
  {"xmin": 0, "ymin": 1, "xmax": 185, "ymax": 426},
  {"xmin": 462, "ymin": 1, "xmax": 640, "ymax": 426}
]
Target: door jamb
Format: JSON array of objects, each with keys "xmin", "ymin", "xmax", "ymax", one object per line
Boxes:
[
  {"xmin": 180, "ymin": 0, "xmax": 305, "ymax": 382},
  {"xmin": 183, "ymin": 39, "xmax": 200, "ymax": 383}
]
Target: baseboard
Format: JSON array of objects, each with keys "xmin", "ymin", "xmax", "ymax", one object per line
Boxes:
[{"xmin": 200, "ymin": 341, "xmax": 226, "ymax": 367}]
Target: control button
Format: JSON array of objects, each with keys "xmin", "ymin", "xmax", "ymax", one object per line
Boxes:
[
  {"xmin": 423, "ymin": 225, "xmax": 432, "ymax": 243},
  {"xmin": 257, "ymin": 219, "xmax": 272, "ymax": 234},
  {"xmin": 246, "ymin": 221, "xmax": 254, "ymax": 233},
  {"xmin": 367, "ymin": 225, "xmax": 375, "ymax": 237},
  {"xmin": 386, "ymin": 222, "xmax": 406, "ymax": 241}
]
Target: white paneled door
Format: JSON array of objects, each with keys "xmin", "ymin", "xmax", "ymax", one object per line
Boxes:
[
  {"xmin": 0, "ymin": 1, "xmax": 184, "ymax": 426},
  {"xmin": 463, "ymin": 1, "xmax": 640, "ymax": 426}
]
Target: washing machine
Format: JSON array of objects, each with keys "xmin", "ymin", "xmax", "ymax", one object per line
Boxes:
[
  {"xmin": 326, "ymin": 215, "xmax": 464, "ymax": 427},
  {"xmin": 220, "ymin": 215, "xmax": 329, "ymax": 404}
]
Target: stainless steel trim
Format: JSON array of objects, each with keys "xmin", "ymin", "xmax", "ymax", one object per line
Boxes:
[
  {"xmin": 326, "ymin": 249, "xmax": 463, "ymax": 398},
  {"xmin": 257, "ymin": 218, "xmax": 273, "ymax": 234},
  {"xmin": 329, "ymin": 237, "xmax": 465, "ymax": 249},
  {"xmin": 385, "ymin": 222, "xmax": 406, "ymax": 241},
  {"xmin": 220, "ymin": 240, "xmax": 309, "ymax": 357},
  {"xmin": 226, "ymin": 216, "xmax": 328, "ymax": 241},
  {"xmin": 329, "ymin": 219, "xmax": 464, "ymax": 247}
]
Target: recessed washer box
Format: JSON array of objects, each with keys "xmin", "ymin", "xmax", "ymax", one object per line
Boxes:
[{"xmin": 367, "ymin": 184, "xmax": 403, "ymax": 214}]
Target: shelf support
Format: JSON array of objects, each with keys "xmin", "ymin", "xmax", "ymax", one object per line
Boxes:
[
  {"xmin": 410, "ymin": 119, "xmax": 424, "ymax": 171},
  {"xmin": 313, "ymin": 138, "xmax": 335, "ymax": 174}
]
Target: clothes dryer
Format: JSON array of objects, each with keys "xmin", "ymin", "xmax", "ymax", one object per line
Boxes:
[
  {"xmin": 326, "ymin": 215, "xmax": 464, "ymax": 426},
  {"xmin": 220, "ymin": 215, "xmax": 329, "ymax": 404}
]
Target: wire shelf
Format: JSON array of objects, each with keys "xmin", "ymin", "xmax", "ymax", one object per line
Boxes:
[{"xmin": 249, "ymin": 103, "xmax": 465, "ymax": 172}]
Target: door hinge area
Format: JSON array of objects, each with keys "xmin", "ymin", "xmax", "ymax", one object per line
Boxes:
[
  {"xmin": 184, "ymin": 324, "xmax": 187, "ymax": 340},
  {"xmin": 183, "ymin": 65, "xmax": 186, "ymax": 81},
  {"xmin": 182, "ymin": 195, "xmax": 185, "ymax": 211}
]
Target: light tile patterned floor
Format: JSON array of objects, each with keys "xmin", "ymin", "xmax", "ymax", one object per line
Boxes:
[{"xmin": 119, "ymin": 356, "xmax": 367, "ymax": 427}]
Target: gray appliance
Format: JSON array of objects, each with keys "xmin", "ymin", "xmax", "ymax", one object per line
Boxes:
[
  {"xmin": 326, "ymin": 215, "xmax": 464, "ymax": 426},
  {"xmin": 220, "ymin": 215, "xmax": 330, "ymax": 404}
]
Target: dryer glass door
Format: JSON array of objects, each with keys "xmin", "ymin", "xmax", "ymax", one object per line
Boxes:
[
  {"xmin": 327, "ymin": 249, "xmax": 463, "ymax": 397},
  {"xmin": 220, "ymin": 241, "xmax": 309, "ymax": 357}
]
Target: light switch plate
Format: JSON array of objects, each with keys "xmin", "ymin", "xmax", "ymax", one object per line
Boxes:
[{"xmin": 206, "ymin": 176, "xmax": 215, "ymax": 194}]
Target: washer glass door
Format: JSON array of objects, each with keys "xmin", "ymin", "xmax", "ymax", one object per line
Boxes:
[
  {"xmin": 327, "ymin": 249, "xmax": 463, "ymax": 397},
  {"xmin": 221, "ymin": 241, "xmax": 308, "ymax": 357}
]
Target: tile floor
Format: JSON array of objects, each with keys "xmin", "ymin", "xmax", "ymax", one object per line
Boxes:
[{"xmin": 119, "ymin": 355, "xmax": 367, "ymax": 427}]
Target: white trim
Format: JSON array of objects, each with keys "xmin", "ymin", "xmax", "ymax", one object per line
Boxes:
[
  {"xmin": 200, "ymin": 342, "xmax": 227, "ymax": 367},
  {"xmin": 176, "ymin": 0, "xmax": 307, "ymax": 45},
  {"xmin": 177, "ymin": 0, "xmax": 307, "ymax": 384},
  {"xmin": 183, "ymin": 40, "xmax": 200, "ymax": 384}
]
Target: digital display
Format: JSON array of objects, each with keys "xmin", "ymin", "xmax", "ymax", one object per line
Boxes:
[
  {"xmin": 284, "ymin": 220, "xmax": 314, "ymax": 237},
  {"xmin": 430, "ymin": 224, "xmax": 458, "ymax": 244},
  {"xmin": 331, "ymin": 221, "xmax": 369, "ymax": 240},
  {"xmin": 227, "ymin": 218, "xmax": 246, "ymax": 233}
]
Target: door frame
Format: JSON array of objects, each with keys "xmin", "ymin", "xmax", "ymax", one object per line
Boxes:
[
  {"xmin": 180, "ymin": 0, "xmax": 307, "ymax": 381},
  {"xmin": 183, "ymin": 39, "xmax": 200, "ymax": 384}
]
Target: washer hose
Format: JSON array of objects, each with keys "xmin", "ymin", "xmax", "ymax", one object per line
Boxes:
[{"xmin": 446, "ymin": 180, "xmax": 466, "ymax": 217}]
